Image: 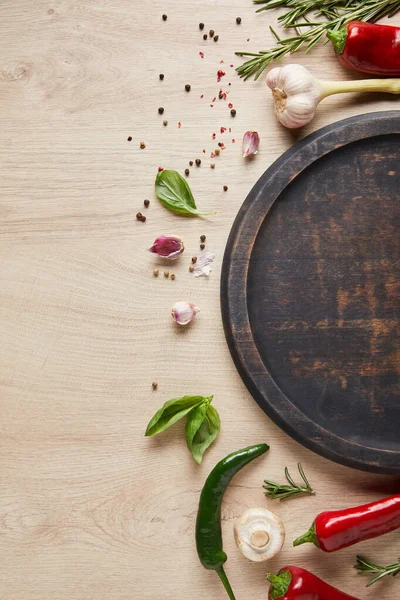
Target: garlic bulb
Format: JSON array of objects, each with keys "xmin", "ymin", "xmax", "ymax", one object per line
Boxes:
[
  {"xmin": 234, "ymin": 507, "xmax": 285, "ymax": 562},
  {"xmin": 267, "ymin": 64, "xmax": 400, "ymax": 129},
  {"xmin": 266, "ymin": 65, "xmax": 321, "ymax": 129},
  {"xmin": 171, "ymin": 301, "xmax": 198, "ymax": 325}
]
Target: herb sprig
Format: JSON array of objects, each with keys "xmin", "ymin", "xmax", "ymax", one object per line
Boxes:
[
  {"xmin": 355, "ymin": 555, "xmax": 400, "ymax": 587},
  {"xmin": 263, "ymin": 463, "xmax": 315, "ymax": 500},
  {"xmin": 236, "ymin": 0, "xmax": 400, "ymax": 79}
]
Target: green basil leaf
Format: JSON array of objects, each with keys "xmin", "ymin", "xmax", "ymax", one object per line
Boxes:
[
  {"xmin": 155, "ymin": 170, "xmax": 215, "ymax": 216},
  {"xmin": 186, "ymin": 401, "xmax": 220, "ymax": 464},
  {"xmin": 145, "ymin": 395, "xmax": 206, "ymax": 437}
]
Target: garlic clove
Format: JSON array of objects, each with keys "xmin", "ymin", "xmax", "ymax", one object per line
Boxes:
[
  {"xmin": 266, "ymin": 64, "xmax": 322, "ymax": 129},
  {"xmin": 171, "ymin": 301, "xmax": 198, "ymax": 326},
  {"xmin": 193, "ymin": 251, "xmax": 215, "ymax": 277},
  {"xmin": 150, "ymin": 235, "xmax": 184, "ymax": 259},
  {"xmin": 242, "ymin": 130, "xmax": 260, "ymax": 158},
  {"xmin": 234, "ymin": 507, "xmax": 285, "ymax": 562}
]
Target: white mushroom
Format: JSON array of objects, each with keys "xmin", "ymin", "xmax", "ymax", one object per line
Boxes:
[{"xmin": 234, "ymin": 507, "xmax": 285, "ymax": 562}]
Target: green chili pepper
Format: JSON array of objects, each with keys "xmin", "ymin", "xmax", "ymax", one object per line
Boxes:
[{"xmin": 196, "ymin": 443, "xmax": 270, "ymax": 600}]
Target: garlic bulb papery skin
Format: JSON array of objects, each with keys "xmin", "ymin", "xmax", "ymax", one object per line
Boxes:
[
  {"xmin": 234, "ymin": 507, "xmax": 285, "ymax": 562},
  {"xmin": 171, "ymin": 301, "xmax": 198, "ymax": 326},
  {"xmin": 266, "ymin": 64, "xmax": 322, "ymax": 129}
]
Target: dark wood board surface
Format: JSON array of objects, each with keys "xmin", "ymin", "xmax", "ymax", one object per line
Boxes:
[{"xmin": 221, "ymin": 111, "xmax": 400, "ymax": 474}]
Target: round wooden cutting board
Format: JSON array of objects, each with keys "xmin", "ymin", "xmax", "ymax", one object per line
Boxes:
[{"xmin": 221, "ymin": 111, "xmax": 400, "ymax": 474}]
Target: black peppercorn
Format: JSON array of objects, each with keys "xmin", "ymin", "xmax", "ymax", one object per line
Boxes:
[
  {"xmin": 159, "ymin": 73, "xmax": 164, "ymax": 80},
  {"xmin": 136, "ymin": 212, "xmax": 143, "ymax": 221},
  {"xmin": 236, "ymin": 16, "xmax": 242, "ymax": 24},
  {"xmin": 127, "ymin": 136, "xmax": 132, "ymax": 141},
  {"xmin": 152, "ymin": 382, "xmax": 158, "ymax": 390},
  {"xmin": 141, "ymin": 215, "xmax": 146, "ymax": 222},
  {"xmin": 203, "ymin": 33, "xmax": 207, "ymax": 40},
  {"xmin": 200, "ymin": 235, "xmax": 206, "ymax": 242},
  {"xmin": 163, "ymin": 120, "xmax": 168, "ymax": 126},
  {"xmin": 199, "ymin": 22, "xmax": 204, "ymax": 30},
  {"xmin": 189, "ymin": 161, "xmax": 193, "ymax": 166},
  {"xmin": 158, "ymin": 107, "xmax": 164, "ymax": 114},
  {"xmin": 214, "ymin": 35, "xmax": 219, "ymax": 42},
  {"xmin": 185, "ymin": 84, "xmax": 191, "ymax": 92},
  {"xmin": 144, "ymin": 199, "xmax": 150, "ymax": 208},
  {"xmin": 192, "ymin": 256, "xmax": 197, "ymax": 264},
  {"xmin": 184, "ymin": 168, "xmax": 190, "ymax": 176},
  {"xmin": 162, "ymin": 14, "xmax": 167, "ymax": 21},
  {"xmin": 209, "ymin": 29, "xmax": 214, "ymax": 37},
  {"xmin": 195, "ymin": 158, "xmax": 201, "ymax": 166},
  {"xmin": 230, "ymin": 108, "xmax": 237, "ymax": 117},
  {"xmin": 200, "ymin": 243, "xmax": 205, "ymax": 250},
  {"xmin": 223, "ymin": 185, "xmax": 228, "ymax": 191}
]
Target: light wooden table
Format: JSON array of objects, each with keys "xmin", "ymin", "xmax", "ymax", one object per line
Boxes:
[{"xmin": 0, "ymin": 2, "xmax": 399, "ymax": 599}]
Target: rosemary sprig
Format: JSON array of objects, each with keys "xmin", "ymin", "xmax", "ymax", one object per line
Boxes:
[
  {"xmin": 263, "ymin": 463, "xmax": 315, "ymax": 501},
  {"xmin": 236, "ymin": 0, "xmax": 400, "ymax": 79},
  {"xmin": 355, "ymin": 555, "xmax": 400, "ymax": 587}
]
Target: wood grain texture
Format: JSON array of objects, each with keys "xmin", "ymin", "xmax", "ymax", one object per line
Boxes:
[{"xmin": 0, "ymin": 1, "xmax": 399, "ymax": 599}]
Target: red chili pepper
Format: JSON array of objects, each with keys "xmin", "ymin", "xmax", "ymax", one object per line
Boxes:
[
  {"xmin": 328, "ymin": 21, "xmax": 400, "ymax": 76},
  {"xmin": 267, "ymin": 566, "xmax": 360, "ymax": 600},
  {"xmin": 294, "ymin": 494, "xmax": 400, "ymax": 552}
]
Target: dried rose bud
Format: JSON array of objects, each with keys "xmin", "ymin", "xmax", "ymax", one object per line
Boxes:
[
  {"xmin": 242, "ymin": 130, "xmax": 260, "ymax": 158},
  {"xmin": 171, "ymin": 301, "xmax": 199, "ymax": 326},
  {"xmin": 150, "ymin": 235, "xmax": 184, "ymax": 259}
]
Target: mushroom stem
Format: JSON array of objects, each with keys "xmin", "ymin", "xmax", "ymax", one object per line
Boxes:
[{"xmin": 251, "ymin": 530, "xmax": 270, "ymax": 548}]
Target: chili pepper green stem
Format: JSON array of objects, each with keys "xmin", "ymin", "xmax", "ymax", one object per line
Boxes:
[
  {"xmin": 217, "ymin": 567, "xmax": 237, "ymax": 600},
  {"xmin": 319, "ymin": 78, "xmax": 400, "ymax": 99},
  {"xmin": 293, "ymin": 522, "xmax": 320, "ymax": 547}
]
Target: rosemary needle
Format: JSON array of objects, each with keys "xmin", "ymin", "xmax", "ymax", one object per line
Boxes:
[
  {"xmin": 263, "ymin": 463, "xmax": 315, "ymax": 501},
  {"xmin": 236, "ymin": 0, "xmax": 400, "ymax": 79},
  {"xmin": 355, "ymin": 555, "xmax": 400, "ymax": 587}
]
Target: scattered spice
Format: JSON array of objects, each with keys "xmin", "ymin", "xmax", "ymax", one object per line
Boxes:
[
  {"xmin": 158, "ymin": 107, "xmax": 165, "ymax": 114},
  {"xmin": 185, "ymin": 84, "xmax": 191, "ymax": 92},
  {"xmin": 178, "ymin": 121, "xmax": 181, "ymax": 128},
  {"xmin": 220, "ymin": 127, "xmax": 227, "ymax": 134},
  {"xmin": 192, "ymin": 256, "xmax": 198, "ymax": 264},
  {"xmin": 189, "ymin": 160, "xmax": 193, "ymax": 166},
  {"xmin": 163, "ymin": 119, "xmax": 168, "ymax": 126},
  {"xmin": 127, "ymin": 136, "xmax": 132, "ymax": 142},
  {"xmin": 212, "ymin": 96, "xmax": 217, "ymax": 102},
  {"xmin": 230, "ymin": 109, "xmax": 237, "ymax": 117},
  {"xmin": 158, "ymin": 167, "xmax": 164, "ymax": 172},
  {"xmin": 247, "ymin": 38, "xmax": 250, "ymax": 42},
  {"xmin": 229, "ymin": 127, "xmax": 232, "ymax": 132},
  {"xmin": 164, "ymin": 270, "xmax": 170, "ymax": 278},
  {"xmin": 218, "ymin": 142, "xmax": 223, "ymax": 148},
  {"xmin": 228, "ymin": 102, "xmax": 233, "ymax": 109},
  {"xmin": 203, "ymin": 33, "xmax": 208, "ymax": 40},
  {"xmin": 210, "ymin": 163, "xmax": 215, "ymax": 169},
  {"xmin": 200, "ymin": 243, "xmax": 205, "ymax": 250},
  {"xmin": 232, "ymin": 138, "xmax": 236, "ymax": 143},
  {"xmin": 214, "ymin": 35, "xmax": 219, "ymax": 42},
  {"xmin": 170, "ymin": 273, "xmax": 176, "ymax": 280},
  {"xmin": 220, "ymin": 60, "xmax": 225, "ymax": 64},
  {"xmin": 153, "ymin": 269, "xmax": 159, "ymax": 277},
  {"xmin": 141, "ymin": 215, "xmax": 147, "ymax": 222},
  {"xmin": 152, "ymin": 381, "xmax": 158, "ymax": 390},
  {"xmin": 223, "ymin": 185, "xmax": 228, "ymax": 191},
  {"xmin": 200, "ymin": 235, "xmax": 206, "ymax": 242},
  {"xmin": 199, "ymin": 51, "xmax": 204, "ymax": 59},
  {"xmin": 215, "ymin": 148, "xmax": 221, "ymax": 156},
  {"xmin": 199, "ymin": 22, "xmax": 205, "ymax": 30},
  {"xmin": 217, "ymin": 70, "xmax": 226, "ymax": 82},
  {"xmin": 140, "ymin": 141, "xmax": 146, "ymax": 149},
  {"xmin": 189, "ymin": 264, "xmax": 194, "ymax": 273},
  {"xmin": 162, "ymin": 14, "xmax": 167, "ymax": 21},
  {"xmin": 209, "ymin": 29, "xmax": 215, "ymax": 38},
  {"xmin": 202, "ymin": 149, "xmax": 206, "ymax": 153},
  {"xmin": 195, "ymin": 158, "xmax": 201, "ymax": 166},
  {"xmin": 159, "ymin": 73, "xmax": 164, "ymax": 80},
  {"xmin": 136, "ymin": 212, "xmax": 143, "ymax": 221},
  {"xmin": 200, "ymin": 94, "xmax": 204, "ymax": 98},
  {"xmin": 212, "ymin": 133, "xmax": 216, "ymax": 139},
  {"xmin": 210, "ymin": 104, "xmax": 214, "ymax": 108},
  {"xmin": 185, "ymin": 168, "xmax": 190, "ymax": 176},
  {"xmin": 236, "ymin": 16, "xmax": 242, "ymax": 24},
  {"xmin": 144, "ymin": 199, "xmax": 150, "ymax": 208},
  {"xmin": 230, "ymin": 64, "xmax": 234, "ymax": 68},
  {"xmin": 228, "ymin": 82, "xmax": 232, "ymax": 86},
  {"xmin": 210, "ymin": 151, "xmax": 216, "ymax": 158}
]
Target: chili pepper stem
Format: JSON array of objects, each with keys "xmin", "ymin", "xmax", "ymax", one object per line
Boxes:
[
  {"xmin": 266, "ymin": 571, "xmax": 291, "ymax": 598},
  {"xmin": 319, "ymin": 78, "xmax": 400, "ymax": 99},
  {"xmin": 217, "ymin": 567, "xmax": 237, "ymax": 600},
  {"xmin": 293, "ymin": 522, "xmax": 320, "ymax": 548},
  {"xmin": 326, "ymin": 28, "xmax": 348, "ymax": 54}
]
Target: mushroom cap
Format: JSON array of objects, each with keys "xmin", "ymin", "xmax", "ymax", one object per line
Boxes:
[{"xmin": 234, "ymin": 507, "xmax": 285, "ymax": 562}]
